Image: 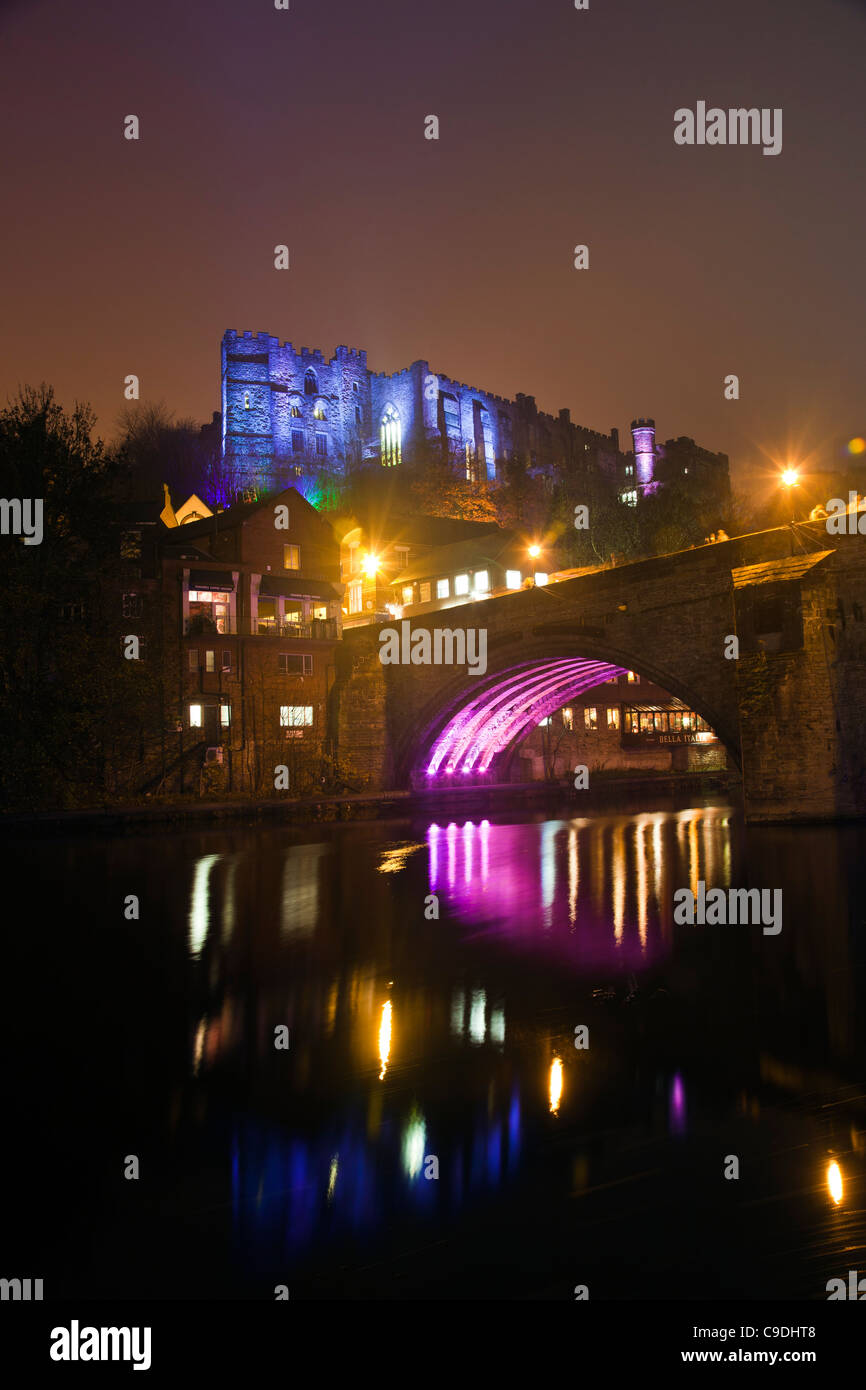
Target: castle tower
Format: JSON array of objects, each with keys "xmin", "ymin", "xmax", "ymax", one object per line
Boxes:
[{"xmin": 630, "ymin": 418, "xmax": 656, "ymax": 491}]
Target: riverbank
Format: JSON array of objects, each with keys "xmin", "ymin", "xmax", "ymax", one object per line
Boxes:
[{"xmin": 0, "ymin": 770, "xmax": 736, "ymax": 835}]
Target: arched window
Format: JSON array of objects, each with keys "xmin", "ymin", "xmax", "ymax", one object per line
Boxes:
[
  {"xmin": 304, "ymin": 369, "xmax": 317, "ymax": 396},
  {"xmin": 313, "ymin": 400, "xmax": 327, "ymax": 421},
  {"xmin": 243, "ymin": 392, "xmax": 250, "ymax": 410},
  {"xmin": 380, "ymin": 403, "xmax": 401, "ymax": 467},
  {"xmin": 289, "ymin": 400, "xmax": 302, "ymax": 418}
]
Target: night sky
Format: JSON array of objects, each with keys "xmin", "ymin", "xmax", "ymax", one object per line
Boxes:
[{"xmin": 2, "ymin": 0, "xmax": 864, "ymax": 489}]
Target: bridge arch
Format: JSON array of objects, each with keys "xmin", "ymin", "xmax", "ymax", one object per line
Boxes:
[{"xmin": 395, "ymin": 631, "xmax": 741, "ymax": 786}]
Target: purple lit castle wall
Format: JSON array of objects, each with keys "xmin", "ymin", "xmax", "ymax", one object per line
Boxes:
[{"xmin": 221, "ymin": 330, "xmax": 621, "ymax": 494}]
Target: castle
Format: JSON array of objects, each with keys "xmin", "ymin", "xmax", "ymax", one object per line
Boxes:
[{"xmin": 220, "ymin": 330, "xmax": 729, "ymax": 503}]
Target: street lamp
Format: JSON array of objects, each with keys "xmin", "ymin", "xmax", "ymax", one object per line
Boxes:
[
  {"xmin": 781, "ymin": 468, "xmax": 799, "ymax": 522},
  {"xmin": 362, "ymin": 551, "xmax": 380, "ymax": 578},
  {"xmin": 528, "ymin": 543, "xmax": 542, "ymax": 559}
]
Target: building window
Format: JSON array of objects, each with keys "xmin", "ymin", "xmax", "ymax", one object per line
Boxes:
[
  {"xmin": 283, "ymin": 544, "xmax": 300, "ymax": 570},
  {"xmin": 440, "ymin": 391, "xmax": 460, "ymax": 440},
  {"xmin": 313, "ymin": 401, "xmax": 327, "ymax": 421},
  {"xmin": 243, "ymin": 392, "xmax": 250, "ymax": 410},
  {"xmin": 189, "ymin": 704, "xmax": 202, "ymax": 728},
  {"xmin": 280, "ymin": 704, "xmax": 313, "ymax": 727},
  {"xmin": 355, "ymin": 405, "xmax": 361, "ymax": 425},
  {"xmin": 292, "ymin": 430, "xmax": 305, "ymax": 454},
  {"xmin": 120, "ymin": 530, "xmax": 142, "ymax": 559},
  {"xmin": 473, "ymin": 570, "xmax": 489, "ymax": 593},
  {"xmin": 380, "ymin": 403, "xmax": 402, "ymax": 467},
  {"xmin": 394, "ymin": 546, "xmax": 409, "ymax": 570},
  {"xmin": 621, "ymin": 490, "xmax": 638, "ymax": 507},
  {"xmin": 279, "ymin": 653, "xmax": 313, "ymax": 675},
  {"xmin": 205, "ymin": 650, "xmax": 215, "ymax": 672},
  {"xmin": 562, "ymin": 707, "xmax": 574, "ymax": 730},
  {"xmin": 290, "ymin": 403, "xmax": 301, "ymax": 417},
  {"xmin": 625, "ymin": 464, "xmax": 634, "ymax": 477},
  {"xmin": 188, "ymin": 649, "xmax": 198, "ymax": 671},
  {"xmin": 606, "ymin": 706, "xmax": 620, "ymax": 729},
  {"xmin": 315, "ymin": 434, "xmax": 328, "ymax": 456},
  {"xmin": 122, "ymin": 592, "xmax": 142, "ymax": 618},
  {"xmin": 505, "ymin": 569, "xmax": 522, "ymax": 590},
  {"xmin": 436, "ymin": 578, "xmax": 450, "ymax": 600},
  {"xmin": 534, "ymin": 572, "xmax": 549, "ymax": 586},
  {"xmin": 584, "ymin": 707, "xmax": 598, "ymax": 731},
  {"xmin": 304, "ymin": 369, "xmax": 317, "ymax": 395},
  {"xmin": 627, "ymin": 671, "xmax": 639, "ymax": 683},
  {"xmin": 402, "ymin": 584, "xmax": 414, "ymax": 605},
  {"xmin": 220, "ymin": 705, "xmax": 231, "ymax": 727},
  {"xmin": 419, "ymin": 581, "xmax": 431, "ymax": 604},
  {"xmin": 312, "ymin": 604, "xmax": 327, "ymax": 620},
  {"xmin": 348, "ymin": 581, "xmax": 363, "ymax": 613},
  {"xmin": 353, "ymin": 380, "xmax": 359, "ymax": 393},
  {"xmin": 454, "ymin": 573, "xmax": 470, "ymax": 596},
  {"xmin": 222, "ymin": 650, "xmax": 231, "ymax": 671},
  {"xmin": 188, "ymin": 590, "xmax": 230, "ymax": 634}
]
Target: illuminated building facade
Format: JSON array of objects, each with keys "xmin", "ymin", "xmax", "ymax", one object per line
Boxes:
[{"xmin": 221, "ymin": 329, "xmax": 621, "ymax": 494}]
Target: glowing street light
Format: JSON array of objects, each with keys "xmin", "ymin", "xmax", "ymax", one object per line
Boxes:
[
  {"xmin": 528, "ymin": 543, "xmax": 542, "ymax": 559},
  {"xmin": 362, "ymin": 551, "xmax": 380, "ymax": 579},
  {"xmin": 781, "ymin": 468, "xmax": 799, "ymax": 488},
  {"xmin": 827, "ymin": 1159, "xmax": 843, "ymax": 1206}
]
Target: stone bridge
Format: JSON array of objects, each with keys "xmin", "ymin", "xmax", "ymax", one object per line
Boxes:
[{"xmin": 332, "ymin": 522, "xmax": 866, "ymax": 822}]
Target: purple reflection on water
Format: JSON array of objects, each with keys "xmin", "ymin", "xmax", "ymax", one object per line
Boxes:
[
  {"xmin": 669, "ymin": 1072, "xmax": 687, "ymax": 1135},
  {"xmin": 426, "ymin": 816, "xmax": 675, "ymax": 973}
]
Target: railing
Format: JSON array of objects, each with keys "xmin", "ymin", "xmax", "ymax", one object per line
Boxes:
[
  {"xmin": 256, "ymin": 618, "xmax": 337, "ymax": 640},
  {"xmin": 184, "ymin": 617, "xmax": 236, "ymax": 635}
]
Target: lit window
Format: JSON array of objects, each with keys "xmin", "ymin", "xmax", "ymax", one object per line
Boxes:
[
  {"xmin": 189, "ymin": 704, "xmax": 202, "ymax": 728},
  {"xmin": 352, "ymin": 380, "xmax": 359, "ymax": 393},
  {"xmin": 283, "ymin": 544, "xmax": 300, "ymax": 569},
  {"xmin": 280, "ymin": 705, "xmax": 313, "ymax": 727},
  {"xmin": 290, "ymin": 403, "xmax": 301, "ymax": 417},
  {"xmin": 220, "ymin": 705, "xmax": 231, "ymax": 727},
  {"xmin": 313, "ymin": 401, "xmax": 327, "ymax": 421},
  {"xmin": 534, "ymin": 572, "xmax": 549, "ymax": 586},
  {"xmin": 419, "ymin": 582, "xmax": 431, "ymax": 604},
  {"xmin": 539, "ymin": 716, "xmax": 551, "ymax": 727},
  {"xmin": 621, "ymin": 490, "xmax": 638, "ymax": 507},
  {"xmin": 347, "ymin": 582, "xmax": 363, "ymax": 613},
  {"xmin": 562, "ymin": 707, "xmax": 573, "ymax": 730},
  {"xmin": 606, "ymin": 706, "xmax": 620, "ymax": 729},
  {"xmin": 244, "ymin": 392, "xmax": 250, "ymax": 410},
  {"xmin": 506, "ymin": 570, "xmax": 522, "ymax": 589},
  {"xmin": 380, "ymin": 403, "xmax": 402, "ymax": 467},
  {"xmin": 312, "ymin": 605, "xmax": 327, "ymax": 620},
  {"xmin": 436, "ymin": 578, "xmax": 449, "ymax": 600},
  {"xmin": 454, "ymin": 573, "xmax": 470, "ymax": 595},
  {"xmin": 473, "ymin": 570, "xmax": 489, "ymax": 593},
  {"xmin": 188, "ymin": 649, "xmax": 198, "ymax": 671},
  {"xmin": 584, "ymin": 707, "xmax": 598, "ymax": 731},
  {"xmin": 402, "ymin": 584, "xmax": 414, "ymax": 605},
  {"xmin": 627, "ymin": 671, "xmax": 639, "ymax": 683},
  {"xmin": 205, "ymin": 650, "xmax": 215, "ymax": 672}
]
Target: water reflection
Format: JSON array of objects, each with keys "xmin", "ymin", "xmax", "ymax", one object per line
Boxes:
[
  {"xmin": 426, "ymin": 806, "xmax": 733, "ymax": 972},
  {"xmin": 9, "ymin": 797, "xmax": 866, "ymax": 1299}
]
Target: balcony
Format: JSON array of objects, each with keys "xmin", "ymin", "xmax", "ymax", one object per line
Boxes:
[
  {"xmin": 185, "ymin": 616, "xmax": 236, "ymax": 635},
  {"xmin": 256, "ymin": 618, "xmax": 338, "ymax": 640}
]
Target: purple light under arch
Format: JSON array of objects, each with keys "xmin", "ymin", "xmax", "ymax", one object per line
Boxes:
[{"xmin": 426, "ymin": 660, "xmax": 628, "ymax": 778}]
